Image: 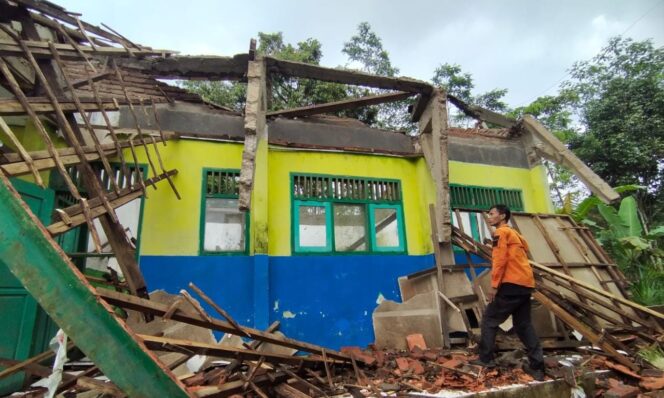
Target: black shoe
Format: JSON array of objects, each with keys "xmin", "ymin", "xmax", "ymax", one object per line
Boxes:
[
  {"xmin": 523, "ymin": 365, "xmax": 545, "ymax": 381},
  {"xmin": 469, "ymin": 359, "xmax": 496, "ymax": 368}
]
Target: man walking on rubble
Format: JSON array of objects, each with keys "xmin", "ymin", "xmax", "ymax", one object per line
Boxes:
[{"xmin": 471, "ymin": 204, "xmax": 545, "ymax": 381}]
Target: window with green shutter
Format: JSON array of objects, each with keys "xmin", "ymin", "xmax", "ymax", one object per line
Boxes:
[{"xmin": 292, "ymin": 173, "xmax": 406, "ymax": 254}]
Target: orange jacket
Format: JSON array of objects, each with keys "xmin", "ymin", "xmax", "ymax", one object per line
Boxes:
[{"xmin": 491, "ymin": 224, "xmax": 535, "ymax": 289}]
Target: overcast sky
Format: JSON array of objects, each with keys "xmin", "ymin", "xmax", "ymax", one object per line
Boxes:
[{"xmin": 58, "ymin": 0, "xmax": 664, "ymax": 107}]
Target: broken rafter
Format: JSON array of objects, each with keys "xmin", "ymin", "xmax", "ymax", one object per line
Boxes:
[
  {"xmin": 142, "ymin": 335, "xmax": 338, "ymax": 367},
  {"xmin": 12, "ymin": 0, "xmax": 148, "ymax": 49},
  {"xmin": 267, "ymin": 91, "xmax": 414, "ymax": 119},
  {"xmin": 116, "ymin": 54, "xmax": 249, "ymax": 80},
  {"xmin": 521, "ymin": 115, "xmax": 620, "ymax": 204},
  {"xmin": 2, "ymin": 145, "xmax": 114, "ymax": 177},
  {"xmin": 533, "ymin": 291, "xmax": 638, "ymax": 371},
  {"xmin": 46, "ymin": 170, "xmax": 178, "ymax": 235},
  {"xmin": 266, "ymin": 56, "xmax": 433, "ymax": 94},
  {"xmin": 446, "ymin": 94, "xmax": 517, "ymax": 128},
  {"xmin": 97, "ymin": 287, "xmax": 353, "ymax": 362}
]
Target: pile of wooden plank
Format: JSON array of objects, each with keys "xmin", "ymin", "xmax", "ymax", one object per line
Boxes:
[{"xmin": 374, "ymin": 209, "xmax": 663, "ymax": 373}]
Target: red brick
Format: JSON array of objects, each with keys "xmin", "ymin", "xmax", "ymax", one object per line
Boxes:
[
  {"xmin": 406, "ymin": 333, "xmax": 427, "ymax": 351},
  {"xmin": 410, "ymin": 346, "xmax": 424, "ymax": 360},
  {"xmin": 604, "ymin": 383, "xmax": 640, "ymax": 398},
  {"xmin": 374, "ymin": 350, "xmax": 386, "ymax": 367},
  {"xmin": 409, "ymin": 359, "xmax": 425, "ymax": 375},
  {"xmin": 423, "ymin": 351, "xmax": 438, "ymax": 361},
  {"xmin": 396, "ymin": 357, "xmax": 410, "ymax": 372},
  {"xmin": 340, "ymin": 346, "xmax": 363, "ymax": 356},
  {"xmin": 641, "ymin": 376, "xmax": 664, "ymax": 391},
  {"xmin": 441, "ymin": 359, "xmax": 462, "ymax": 369},
  {"xmin": 355, "ymin": 352, "xmax": 376, "ymax": 366}
]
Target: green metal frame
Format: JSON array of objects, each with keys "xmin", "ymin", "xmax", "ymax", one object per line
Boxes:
[
  {"xmin": 199, "ymin": 168, "xmax": 249, "ymax": 255},
  {"xmin": 290, "ymin": 172, "xmax": 407, "ymax": 255},
  {"xmin": 0, "ymin": 172, "xmax": 191, "ymax": 398},
  {"xmin": 368, "ymin": 203, "xmax": 407, "ymax": 253}
]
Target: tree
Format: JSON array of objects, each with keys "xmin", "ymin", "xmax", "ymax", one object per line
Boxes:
[
  {"xmin": 564, "ymin": 37, "xmax": 664, "ymax": 226},
  {"xmin": 342, "ymin": 22, "xmax": 413, "ymax": 131},
  {"xmin": 431, "ymin": 63, "xmax": 509, "ymax": 125}
]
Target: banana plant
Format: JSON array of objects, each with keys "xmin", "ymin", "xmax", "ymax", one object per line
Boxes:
[{"xmin": 566, "ymin": 188, "xmax": 664, "ymax": 305}]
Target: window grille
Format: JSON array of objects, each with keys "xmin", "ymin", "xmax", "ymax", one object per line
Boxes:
[
  {"xmin": 292, "ymin": 174, "xmax": 400, "ymax": 202},
  {"xmin": 450, "ymin": 185, "xmax": 524, "ymax": 211}
]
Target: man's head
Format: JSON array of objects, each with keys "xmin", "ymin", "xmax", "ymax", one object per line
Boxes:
[{"xmin": 488, "ymin": 204, "xmax": 511, "ymax": 227}]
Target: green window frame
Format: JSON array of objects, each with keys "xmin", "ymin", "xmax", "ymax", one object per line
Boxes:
[
  {"xmin": 293, "ymin": 201, "xmax": 333, "ymax": 252},
  {"xmin": 199, "ymin": 168, "xmax": 249, "ymax": 255},
  {"xmin": 291, "ymin": 173, "xmax": 407, "ymax": 255},
  {"xmin": 368, "ymin": 203, "xmax": 406, "ymax": 252}
]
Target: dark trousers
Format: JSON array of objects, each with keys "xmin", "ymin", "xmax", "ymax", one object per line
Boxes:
[{"xmin": 479, "ymin": 293, "xmax": 544, "ymax": 370}]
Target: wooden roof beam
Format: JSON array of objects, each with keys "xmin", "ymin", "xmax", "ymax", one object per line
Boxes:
[
  {"xmin": 267, "ymin": 91, "xmax": 414, "ymax": 119},
  {"xmin": 0, "ymin": 39, "xmax": 172, "ymax": 60},
  {"xmin": 266, "ymin": 56, "xmax": 434, "ymax": 94},
  {"xmin": 116, "ymin": 54, "xmax": 250, "ymax": 80}
]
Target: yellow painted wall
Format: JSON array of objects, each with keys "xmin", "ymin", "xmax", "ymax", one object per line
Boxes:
[
  {"xmin": 267, "ymin": 148, "xmax": 427, "ymax": 256},
  {"xmin": 127, "ymin": 140, "xmax": 244, "ymax": 256},
  {"xmin": 132, "ymin": 139, "xmax": 554, "ymax": 257},
  {"xmin": 0, "ymin": 118, "xmax": 67, "ymax": 186}
]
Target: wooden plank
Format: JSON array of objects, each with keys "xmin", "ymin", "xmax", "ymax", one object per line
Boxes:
[
  {"xmin": 532, "ymin": 291, "xmax": 638, "ymax": 371},
  {"xmin": 446, "ymin": 94, "xmax": 517, "ymax": 128},
  {"xmin": 267, "ymin": 91, "xmax": 414, "ymax": 118},
  {"xmin": 140, "ymin": 335, "xmax": 338, "ymax": 367},
  {"xmin": 266, "ymin": 56, "xmax": 433, "ymax": 94},
  {"xmin": 96, "ymin": 288, "xmax": 352, "ymax": 361},
  {"xmin": 238, "ymin": 56, "xmax": 267, "ymax": 210},
  {"xmin": 521, "ymin": 115, "xmax": 619, "ymax": 203},
  {"xmin": 274, "ymin": 383, "xmax": 313, "ymax": 398},
  {"xmin": 0, "ymin": 341, "xmax": 74, "ymax": 380}
]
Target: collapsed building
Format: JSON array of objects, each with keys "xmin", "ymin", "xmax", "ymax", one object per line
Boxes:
[{"xmin": 0, "ymin": 1, "xmax": 662, "ymax": 397}]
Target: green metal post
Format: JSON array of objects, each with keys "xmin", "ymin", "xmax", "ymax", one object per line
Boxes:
[{"xmin": 0, "ymin": 173, "xmax": 191, "ymax": 398}]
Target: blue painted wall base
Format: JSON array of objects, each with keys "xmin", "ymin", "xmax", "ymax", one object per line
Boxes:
[{"xmin": 139, "ymin": 253, "xmax": 476, "ymax": 349}]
